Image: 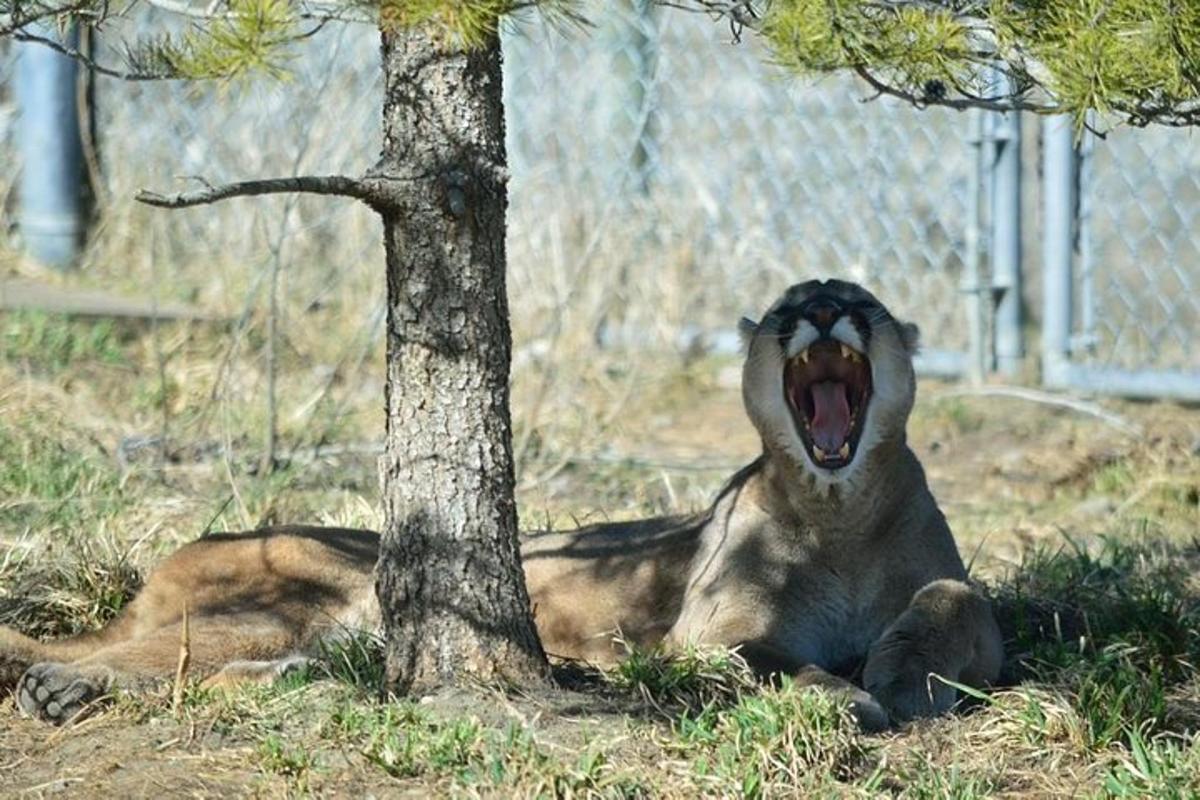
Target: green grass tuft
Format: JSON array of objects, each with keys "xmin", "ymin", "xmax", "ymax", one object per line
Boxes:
[
  {"xmin": 0, "ymin": 530, "xmax": 142, "ymax": 639},
  {"xmin": 0, "ymin": 311, "xmax": 128, "ymax": 370},
  {"xmin": 329, "ymin": 701, "xmax": 646, "ymax": 795},
  {"xmin": 310, "ymin": 630, "xmax": 387, "ymax": 695},
  {"xmin": 0, "ymin": 423, "xmax": 126, "ymax": 531},
  {"xmin": 1103, "ymin": 729, "xmax": 1200, "ymax": 799},
  {"xmin": 675, "ymin": 680, "xmax": 871, "ymax": 796},
  {"xmin": 993, "ymin": 535, "xmax": 1200, "ymax": 750},
  {"xmin": 257, "ymin": 732, "xmax": 317, "ymax": 777},
  {"xmin": 893, "ymin": 752, "xmax": 998, "ymax": 799},
  {"xmin": 606, "ymin": 642, "xmax": 757, "ymax": 714}
]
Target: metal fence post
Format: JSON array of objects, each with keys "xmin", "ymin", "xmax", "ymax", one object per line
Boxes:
[
  {"xmin": 963, "ymin": 109, "xmax": 988, "ymax": 385},
  {"xmin": 16, "ymin": 26, "xmax": 85, "ymax": 269},
  {"xmin": 989, "ymin": 86, "xmax": 1022, "ymax": 376},
  {"xmin": 1074, "ymin": 126, "xmax": 1097, "ymax": 357},
  {"xmin": 1041, "ymin": 116, "xmax": 1075, "ymax": 388}
]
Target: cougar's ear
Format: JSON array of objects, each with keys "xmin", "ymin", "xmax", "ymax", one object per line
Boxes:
[
  {"xmin": 899, "ymin": 321, "xmax": 921, "ymax": 354},
  {"xmin": 737, "ymin": 316, "xmax": 760, "ymax": 349}
]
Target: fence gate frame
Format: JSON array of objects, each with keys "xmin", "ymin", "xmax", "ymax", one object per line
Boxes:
[{"xmin": 1040, "ymin": 117, "xmax": 1200, "ymax": 403}]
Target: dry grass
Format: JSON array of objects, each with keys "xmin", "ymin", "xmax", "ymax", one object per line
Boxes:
[{"xmin": 1, "ymin": 221, "xmax": 1199, "ymax": 796}]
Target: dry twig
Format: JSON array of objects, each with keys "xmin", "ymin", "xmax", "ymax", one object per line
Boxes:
[{"xmin": 172, "ymin": 604, "xmax": 191, "ymax": 715}]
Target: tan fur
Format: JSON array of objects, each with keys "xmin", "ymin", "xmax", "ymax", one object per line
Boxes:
[{"xmin": 2, "ymin": 280, "xmax": 1002, "ymax": 728}]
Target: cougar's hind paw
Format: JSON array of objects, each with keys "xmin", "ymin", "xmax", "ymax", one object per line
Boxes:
[{"xmin": 17, "ymin": 662, "xmax": 109, "ymax": 725}]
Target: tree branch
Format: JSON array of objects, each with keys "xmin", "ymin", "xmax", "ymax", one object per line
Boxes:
[
  {"xmin": 654, "ymin": 0, "xmax": 761, "ymax": 40},
  {"xmin": 139, "ymin": 0, "xmax": 377, "ymax": 25},
  {"xmin": 663, "ymin": 0, "xmax": 1200, "ymax": 128},
  {"xmin": 853, "ymin": 66, "xmax": 1047, "ymax": 115},
  {"xmin": 13, "ymin": 31, "xmax": 177, "ymax": 80},
  {"xmin": 0, "ymin": 1, "xmax": 91, "ymax": 37},
  {"xmin": 853, "ymin": 65, "xmax": 1200, "ymax": 128},
  {"xmin": 136, "ymin": 174, "xmax": 402, "ymax": 211}
]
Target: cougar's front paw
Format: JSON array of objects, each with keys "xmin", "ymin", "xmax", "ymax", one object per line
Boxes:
[
  {"xmin": 841, "ymin": 685, "xmax": 891, "ymax": 733},
  {"xmin": 17, "ymin": 663, "xmax": 110, "ymax": 725},
  {"xmin": 862, "ymin": 640, "xmax": 956, "ymax": 724},
  {"xmin": 791, "ymin": 664, "xmax": 891, "ymax": 732}
]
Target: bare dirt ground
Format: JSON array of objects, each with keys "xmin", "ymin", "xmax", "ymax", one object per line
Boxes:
[{"xmin": 1, "ymin": 305, "xmax": 1198, "ymax": 797}]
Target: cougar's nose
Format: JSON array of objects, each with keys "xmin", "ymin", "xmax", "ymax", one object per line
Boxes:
[{"xmin": 801, "ymin": 297, "xmax": 843, "ymax": 334}]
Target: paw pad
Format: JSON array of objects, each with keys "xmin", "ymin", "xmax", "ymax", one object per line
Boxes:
[{"xmin": 17, "ymin": 663, "xmax": 107, "ymax": 725}]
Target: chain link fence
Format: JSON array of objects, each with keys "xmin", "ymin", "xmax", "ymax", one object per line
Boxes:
[
  {"xmin": 1077, "ymin": 126, "xmax": 1200, "ymax": 373},
  {"xmin": 1039, "ymin": 116, "xmax": 1200, "ymax": 401},
  {"xmin": 1, "ymin": 5, "xmax": 1197, "ymax": 398},
  {"xmin": 92, "ymin": 13, "xmax": 383, "ymax": 305},
  {"xmin": 2, "ymin": 6, "xmax": 975, "ymax": 366},
  {"xmin": 505, "ymin": 4, "xmax": 973, "ymax": 367}
]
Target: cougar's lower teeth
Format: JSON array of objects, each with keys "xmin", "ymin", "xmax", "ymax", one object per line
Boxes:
[
  {"xmin": 813, "ymin": 446, "xmax": 827, "ymax": 460},
  {"xmin": 838, "ymin": 443, "xmax": 850, "ymax": 459}
]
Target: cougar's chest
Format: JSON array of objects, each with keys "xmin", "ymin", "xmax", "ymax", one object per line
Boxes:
[{"xmin": 774, "ymin": 561, "xmax": 885, "ymax": 673}]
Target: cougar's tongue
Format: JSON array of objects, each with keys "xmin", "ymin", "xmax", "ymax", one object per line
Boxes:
[{"xmin": 810, "ymin": 381, "xmax": 851, "ymax": 452}]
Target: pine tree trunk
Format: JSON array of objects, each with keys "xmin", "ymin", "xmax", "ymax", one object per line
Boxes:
[{"xmin": 375, "ymin": 25, "xmax": 547, "ymax": 694}]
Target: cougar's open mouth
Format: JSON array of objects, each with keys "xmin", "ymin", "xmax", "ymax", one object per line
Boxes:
[{"xmin": 783, "ymin": 340, "xmax": 873, "ymax": 470}]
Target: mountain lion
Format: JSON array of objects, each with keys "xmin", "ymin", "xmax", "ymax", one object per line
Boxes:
[{"xmin": 2, "ymin": 280, "xmax": 1001, "ymax": 729}]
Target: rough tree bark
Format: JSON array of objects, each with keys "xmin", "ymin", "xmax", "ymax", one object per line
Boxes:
[{"xmin": 374, "ymin": 25, "xmax": 548, "ymax": 695}]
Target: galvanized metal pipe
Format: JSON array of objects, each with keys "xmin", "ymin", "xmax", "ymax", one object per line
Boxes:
[
  {"xmin": 1040, "ymin": 117, "xmax": 1075, "ymax": 388},
  {"xmin": 989, "ymin": 80, "xmax": 1023, "ymax": 376},
  {"xmin": 1075, "ymin": 123, "xmax": 1097, "ymax": 356},
  {"xmin": 1051, "ymin": 364, "xmax": 1200, "ymax": 402},
  {"xmin": 15, "ymin": 26, "xmax": 85, "ymax": 269},
  {"xmin": 963, "ymin": 108, "xmax": 988, "ymax": 385}
]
